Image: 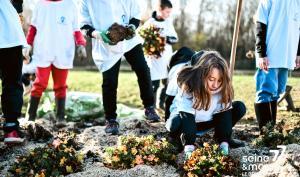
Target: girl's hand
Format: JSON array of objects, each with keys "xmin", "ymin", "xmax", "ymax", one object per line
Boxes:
[
  {"xmin": 258, "ymin": 57, "xmax": 269, "ymax": 72},
  {"xmin": 295, "ymin": 56, "xmax": 300, "ymax": 70}
]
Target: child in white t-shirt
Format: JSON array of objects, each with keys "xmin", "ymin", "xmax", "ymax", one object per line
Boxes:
[
  {"xmin": 165, "ymin": 51, "xmax": 246, "ymax": 159},
  {"xmin": 23, "ymin": 0, "xmax": 87, "ymax": 127},
  {"xmin": 143, "ymin": 0, "xmax": 178, "ymax": 110}
]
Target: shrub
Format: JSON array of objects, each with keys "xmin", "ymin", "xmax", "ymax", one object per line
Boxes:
[{"xmin": 103, "ymin": 135, "xmax": 176, "ymax": 169}]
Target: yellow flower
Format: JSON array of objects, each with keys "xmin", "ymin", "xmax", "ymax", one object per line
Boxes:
[
  {"xmin": 200, "ymin": 156, "xmax": 207, "ymax": 161},
  {"xmin": 15, "ymin": 168, "xmax": 21, "ymax": 173},
  {"xmin": 119, "ymin": 145, "xmax": 127, "ymax": 152},
  {"xmin": 66, "ymin": 166, "xmax": 73, "ymax": 173},
  {"xmin": 60, "ymin": 157, "xmax": 67, "ymax": 166},
  {"xmin": 203, "ymin": 142, "xmax": 210, "ymax": 148},
  {"xmin": 112, "ymin": 155, "xmax": 120, "ymax": 162},
  {"xmin": 76, "ymin": 153, "xmax": 84, "ymax": 163},
  {"xmin": 131, "ymin": 148, "xmax": 138, "ymax": 155},
  {"xmin": 154, "ymin": 157, "xmax": 159, "ymax": 162}
]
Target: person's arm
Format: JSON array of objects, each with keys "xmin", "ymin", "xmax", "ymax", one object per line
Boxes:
[
  {"xmin": 166, "ymin": 36, "xmax": 178, "ymax": 45},
  {"xmin": 11, "ymin": 0, "xmax": 23, "ymax": 13},
  {"xmin": 80, "ymin": 24, "xmax": 95, "ymax": 39},
  {"xmin": 74, "ymin": 31, "xmax": 86, "ymax": 46},
  {"xmin": 296, "ymin": 37, "xmax": 300, "ymax": 69},
  {"xmin": 255, "ymin": 22, "xmax": 267, "ymax": 58},
  {"xmin": 166, "ymin": 19, "xmax": 178, "ymax": 45},
  {"xmin": 297, "ymin": 37, "xmax": 300, "ymax": 56},
  {"xmin": 129, "ymin": 18, "xmax": 140, "ymax": 29},
  {"xmin": 179, "ymin": 111, "xmax": 196, "ymax": 146},
  {"xmin": 255, "ymin": 21, "xmax": 269, "ymax": 71},
  {"xmin": 26, "ymin": 25, "xmax": 36, "ymax": 46},
  {"xmin": 165, "ymin": 95, "xmax": 175, "ymax": 121}
]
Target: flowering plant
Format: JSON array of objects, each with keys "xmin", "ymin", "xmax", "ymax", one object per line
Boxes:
[
  {"xmin": 183, "ymin": 143, "xmax": 238, "ymax": 177},
  {"xmin": 139, "ymin": 24, "xmax": 166, "ymax": 58},
  {"xmin": 9, "ymin": 132, "xmax": 83, "ymax": 177},
  {"xmin": 103, "ymin": 135, "xmax": 176, "ymax": 169}
]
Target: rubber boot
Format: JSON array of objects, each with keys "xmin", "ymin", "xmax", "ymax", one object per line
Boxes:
[
  {"xmin": 55, "ymin": 98, "xmax": 66, "ymax": 128},
  {"xmin": 27, "ymin": 96, "xmax": 41, "ymax": 121},
  {"xmin": 254, "ymin": 102, "xmax": 273, "ymax": 134}
]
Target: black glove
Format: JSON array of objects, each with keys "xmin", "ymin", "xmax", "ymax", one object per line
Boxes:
[
  {"xmin": 166, "ymin": 36, "xmax": 178, "ymax": 45},
  {"xmin": 125, "ymin": 24, "xmax": 136, "ymax": 40}
]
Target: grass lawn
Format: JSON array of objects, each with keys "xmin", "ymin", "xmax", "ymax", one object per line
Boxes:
[{"xmin": 66, "ymin": 70, "xmax": 300, "ymax": 118}]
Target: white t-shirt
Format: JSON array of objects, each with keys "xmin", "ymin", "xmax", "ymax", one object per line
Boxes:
[
  {"xmin": 169, "ymin": 88, "xmax": 226, "ymax": 123},
  {"xmin": 143, "ymin": 17, "xmax": 178, "ymax": 80},
  {"xmin": 0, "ymin": 0, "xmax": 26, "ymax": 48},
  {"xmin": 255, "ymin": 0, "xmax": 300, "ymax": 69},
  {"xmin": 78, "ymin": 0, "xmax": 143, "ymax": 72},
  {"xmin": 166, "ymin": 63, "xmax": 187, "ymax": 96},
  {"xmin": 31, "ymin": 0, "xmax": 79, "ymax": 69}
]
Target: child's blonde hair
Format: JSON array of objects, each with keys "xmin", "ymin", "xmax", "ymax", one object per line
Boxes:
[{"xmin": 177, "ymin": 51, "xmax": 233, "ymax": 110}]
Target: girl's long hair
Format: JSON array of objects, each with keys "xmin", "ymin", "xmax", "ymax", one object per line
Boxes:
[{"xmin": 177, "ymin": 51, "xmax": 233, "ymax": 110}]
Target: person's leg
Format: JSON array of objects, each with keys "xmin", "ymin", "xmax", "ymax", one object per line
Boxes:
[
  {"xmin": 0, "ymin": 46, "xmax": 24, "ymax": 143},
  {"xmin": 22, "ymin": 73, "xmax": 31, "ymax": 86},
  {"xmin": 52, "ymin": 65, "xmax": 68, "ymax": 127},
  {"xmin": 179, "ymin": 112, "xmax": 197, "ymax": 159},
  {"xmin": 124, "ymin": 44, "xmax": 160, "ymax": 121},
  {"xmin": 165, "ymin": 114, "xmax": 183, "ymax": 151},
  {"xmin": 28, "ymin": 66, "xmax": 51, "ymax": 121},
  {"xmin": 124, "ymin": 44, "xmax": 154, "ymax": 107},
  {"xmin": 254, "ymin": 69, "xmax": 278, "ymax": 131},
  {"xmin": 158, "ymin": 79, "xmax": 167, "ymax": 110},
  {"xmin": 270, "ymin": 68, "xmax": 288, "ymax": 123},
  {"xmin": 102, "ymin": 60, "xmax": 121, "ymax": 134},
  {"xmin": 231, "ymin": 101, "xmax": 247, "ymax": 126},
  {"xmin": 152, "ymin": 80, "xmax": 160, "ymax": 108},
  {"xmin": 213, "ymin": 110, "xmax": 232, "ymax": 144},
  {"xmin": 165, "ymin": 95, "xmax": 175, "ymax": 121},
  {"xmin": 212, "ymin": 109, "xmax": 232, "ymax": 155}
]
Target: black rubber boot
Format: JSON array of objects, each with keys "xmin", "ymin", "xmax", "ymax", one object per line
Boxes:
[
  {"xmin": 27, "ymin": 96, "xmax": 41, "ymax": 121},
  {"xmin": 55, "ymin": 98, "xmax": 66, "ymax": 128},
  {"xmin": 270, "ymin": 100, "xmax": 277, "ymax": 125},
  {"xmin": 254, "ymin": 102, "xmax": 274, "ymax": 133}
]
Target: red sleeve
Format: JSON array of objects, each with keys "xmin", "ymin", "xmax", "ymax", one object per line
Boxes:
[
  {"xmin": 74, "ymin": 31, "xmax": 86, "ymax": 46},
  {"xmin": 26, "ymin": 25, "xmax": 37, "ymax": 46}
]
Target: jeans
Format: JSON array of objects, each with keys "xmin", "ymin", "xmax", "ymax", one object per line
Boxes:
[{"xmin": 255, "ymin": 68, "xmax": 288, "ymax": 103}]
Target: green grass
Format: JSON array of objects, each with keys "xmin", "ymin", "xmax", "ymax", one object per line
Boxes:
[{"xmin": 5, "ymin": 70, "xmax": 300, "ymax": 119}]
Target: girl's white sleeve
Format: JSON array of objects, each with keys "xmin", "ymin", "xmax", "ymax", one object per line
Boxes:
[{"xmin": 176, "ymin": 89, "xmax": 195, "ymax": 115}]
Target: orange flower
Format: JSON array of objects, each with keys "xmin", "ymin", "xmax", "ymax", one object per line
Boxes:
[
  {"xmin": 135, "ymin": 155, "xmax": 144, "ymax": 165},
  {"xmin": 147, "ymin": 154, "xmax": 155, "ymax": 161}
]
